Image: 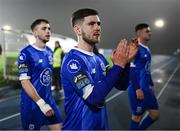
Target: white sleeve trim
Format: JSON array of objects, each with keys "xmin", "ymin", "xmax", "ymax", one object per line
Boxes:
[
  {"xmin": 82, "ymin": 84, "xmax": 94, "ymax": 100},
  {"xmin": 19, "ymin": 75, "xmax": 31, "ymax": 80}
]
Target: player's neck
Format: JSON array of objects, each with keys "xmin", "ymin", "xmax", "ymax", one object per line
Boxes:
[
  {"xmin": 77, "ymin": 41, "xmax": 94, "ymax": 53},
  {"xmin": 138, "ymin": 38, "xmax": 147, "ymax": 45},
  {"xmin": 34, "ymin": 40, "xmax": 46, "ymax": 49}
]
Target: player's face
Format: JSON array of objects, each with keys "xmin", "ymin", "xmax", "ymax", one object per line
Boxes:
[
  {"xmin": 81, "ymin": 15, "xmax": 101, "ymax": 45},
  {"xmin": 140, "ymin": 27, "xmax": 152, "ymax": 41},
  {"xmin": 33, "ymin": 22, "xmax": 51, "ymax": 43}
]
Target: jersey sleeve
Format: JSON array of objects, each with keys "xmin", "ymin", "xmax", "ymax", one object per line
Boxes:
[
  {"xmin": 115, "ymin": 63, "xmax": 130, "ymax": 90},
  {"xmin": 18, "ymin": 50, "xmax": 31, "ymax": 80},
  {"xmin": 61, "ymin": 54, "xmax": 124, "ymax": 106},
  {"xmin": 61, "ymin": 55, "xmax": 94, "ymax": 100}
]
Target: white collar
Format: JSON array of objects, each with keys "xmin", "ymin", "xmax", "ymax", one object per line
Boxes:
[
  {"xmin": 74, "ymin": 48, "xmax": 94, "ymax": 56},
  {"xmin": 31, "ymin": 44, "xmax": 46, "ymax": 51},
  {"xmin": 138, "ymin": 42, "xmax": 149, "ymax": 50}
]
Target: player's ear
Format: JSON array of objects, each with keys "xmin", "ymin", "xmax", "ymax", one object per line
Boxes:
[
  {"xmin": 136, "ymin": 30, "xmax": 141, "ymax": 36},
  {"xmin": 32, "ymin": 29, "xmax": 38, "ymax": 38},
  {"xmin": 73, "ymin": 25, "xmax": 81, "ymax": 36},
  {"xmin": 31, "ymin": 25, "xmax": 39, "ymax": 37}
]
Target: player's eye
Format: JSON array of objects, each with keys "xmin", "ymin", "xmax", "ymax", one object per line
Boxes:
[
  {"xmin": 97, "ymin": 22, "xmax": 101, "ymax": 26},
  {"xmin": 88, "ymin": 22, "xmax": 96, "ymax": 26},
  {"xmin": 42, "ymin": 27, "xmax": 46, "ymax": 30}
]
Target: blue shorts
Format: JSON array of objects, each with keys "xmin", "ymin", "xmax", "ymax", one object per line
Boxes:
[
  {"xmin": 128, "ymin": 88, "xmax": 159, "ymax": 116},
  {"xmin": 20, "ymin": 102, "xmax": 63, "ymax": 130}
]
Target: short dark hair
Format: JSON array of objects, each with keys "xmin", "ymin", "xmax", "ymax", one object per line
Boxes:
[
  {"xmin": 135, "ymin": 23, "xmax": 149, "ymax": 32},
  {"xmin": 31, "ymin": 19, "xmax": 49, "ymax": 31},
  {"xmin": 71, "ymin": 8, "xmax": 98, "ymax": 27}
]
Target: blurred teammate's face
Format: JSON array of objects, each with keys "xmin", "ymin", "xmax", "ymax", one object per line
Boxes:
[
  {"xmin": 139, "ymin": 27, "xmax": 152, "ymax": 42},
  {"xmin": 80, "ymin": 15, "xmax": 101, "ymax": 45},
  {"xmin": 33, "ymin": 22, "xmax": 51, "ymax": 43}
]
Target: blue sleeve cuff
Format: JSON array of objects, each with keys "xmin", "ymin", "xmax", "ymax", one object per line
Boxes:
[{"xmin": 112, "ymin": 64, "xmax": 124, "ymax": 74}]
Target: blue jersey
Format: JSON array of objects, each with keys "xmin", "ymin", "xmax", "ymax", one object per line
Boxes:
[
  {"xmin": 129, "ymin": 43, "xmax": 154, "ymax": 91},
  {"xmin": 128, "ymin": 43, "xmax": 158, "ymax": 115},
  {"xmin": 18, "ymin": 44, "xmax": 62, "ymax": 129},
  {"xmin": 61, "ymin": 48, "xmax": 128, "ymax": 130}
]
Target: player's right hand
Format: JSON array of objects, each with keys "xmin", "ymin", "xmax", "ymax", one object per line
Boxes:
[
  {"xmin": 36, "ymin": 99, "xmax": 54, "ymax": 117},
  {"xmin": 136, "ymin": 89, "xmax": 144, "ymax": 100},
  {"xmin": 111, "ymin": 39, "xmax": 129, "ymax": 68}
]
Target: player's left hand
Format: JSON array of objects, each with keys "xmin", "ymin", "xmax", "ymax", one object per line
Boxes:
[{"xmin": 128, "ymin": 38, "xmax": 138, "ymax": 62}]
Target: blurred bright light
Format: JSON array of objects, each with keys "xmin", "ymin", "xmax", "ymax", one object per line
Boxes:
[
  {"xmin": 2, "ymin": 25, "xmax": 12, "ymax": 31},
  {"xmin": 154, "ymin": 19, "xmax": 165, "ymax": 28},
  {"xmin": 157, "ymin": 79, "xmax": 163, "ymax": 83}
]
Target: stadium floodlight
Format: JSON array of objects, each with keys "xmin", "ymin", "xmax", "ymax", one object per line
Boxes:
[
  {"xmin": 154, "ymin": 19, "xmax": 165, "ymax": 28},
  {"xmin": 2, "ymin": 25, "xmax": 12, "ymax": 31}
]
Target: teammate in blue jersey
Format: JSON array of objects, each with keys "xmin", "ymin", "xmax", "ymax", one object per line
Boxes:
[
  {"xmin": 61, "ymin": 8, "xmax": 138, "ymax": 130},
  {"xmin": 18, "ymin": 19, "xmax": 62, "ymax": 130},
  {"xmin": 128, "ymin": 23, "xmax": 160, "ymax": 130}
]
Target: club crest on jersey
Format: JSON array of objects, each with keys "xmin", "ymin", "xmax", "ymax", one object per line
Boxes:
[
  {"xmin": 18, "ymin": 53, "xmax": 26, "ymax": 62},
  {"xmin": 67, "ymin": 59, "xmax": 81, "ymax": 73},
  {"xmin": 40, "ymin": 68, "xmax": 52, "ymax": 86}
]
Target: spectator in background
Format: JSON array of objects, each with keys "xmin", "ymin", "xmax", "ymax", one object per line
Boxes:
[{"xmin": 52, "ymin": 41, "xmax": 64, "ymax": 91}]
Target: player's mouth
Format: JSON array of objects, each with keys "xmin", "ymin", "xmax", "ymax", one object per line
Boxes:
[
  {"xmin": 45, "ymin": 35, "xmax": 50, "ymax": 39},
  {"xmin": 93, "ymin": 33, "xmax": 100, "ymax": 37}
]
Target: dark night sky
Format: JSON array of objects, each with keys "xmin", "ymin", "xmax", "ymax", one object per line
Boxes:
[{"xmin": 0, "ymin": 0, "xmax": 179, "ymax": 54}]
